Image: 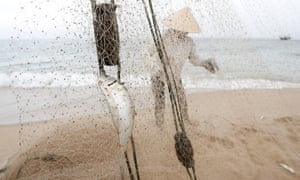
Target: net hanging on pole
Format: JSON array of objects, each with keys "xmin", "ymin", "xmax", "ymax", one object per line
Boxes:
[
  {"xmin": 91, "ymin": 0, "xmax": 121, "ymax": 81},
  {"xmin": 90, "ymin": 1, "xmax": 140, "ymax": 180}
]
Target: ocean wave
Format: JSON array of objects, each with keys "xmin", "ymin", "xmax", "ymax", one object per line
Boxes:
[
  {"xmin": 1, "ymin": 72, "xmax": 300, "ymax": 89},
  {"xmin": 0, "ymin": 72, "xmax": 151, "ymax": 88},
  {"xmin": 0, "ymin": 72, "xmax": 97, "ymax": 88}
]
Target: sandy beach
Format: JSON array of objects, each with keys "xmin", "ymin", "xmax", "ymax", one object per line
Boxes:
[{"xmin": 0, "ymin": 88, "xmax": 299, "ymax": 179}]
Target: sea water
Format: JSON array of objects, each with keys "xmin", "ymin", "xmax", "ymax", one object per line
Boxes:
[
  {"xmin": 0, "ymin": 38, "xmax": 300, "ymax": 124},
  {"xmin": 1, "ymin": 38, "xmax": 300, "ymax": 88}
]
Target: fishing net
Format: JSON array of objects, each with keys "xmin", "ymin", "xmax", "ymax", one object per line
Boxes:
[
  {"xmin": 94, "ymin": 3, "xmax": 120, "ymax": 66},
  {"xmin": 1, "ymin": 0, "xmax": 300, "ymax": 179}
]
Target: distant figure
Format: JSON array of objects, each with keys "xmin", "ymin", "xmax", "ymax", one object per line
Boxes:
[{"xmin": 148, "ymin": 7, "xmax": 219, "ymax": 127}]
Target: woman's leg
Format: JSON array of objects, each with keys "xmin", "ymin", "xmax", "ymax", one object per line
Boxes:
[
  {"xmin": 151, "ymin": 75, "xmax": 165, "ymax": 127},
  {"xmin": 177, "ymin": 79, "xmax": 189, "ymax": 123}
]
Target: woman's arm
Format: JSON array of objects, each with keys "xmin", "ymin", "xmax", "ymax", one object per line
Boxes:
[{"xmin": 188, "ymin": 42, "xmax": 219, "ymax": 73}]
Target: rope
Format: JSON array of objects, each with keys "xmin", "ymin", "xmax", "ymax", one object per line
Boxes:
[
  {"xmin": 124, "ymin": 151, "xmax": 135, "ymax": 180},
  {"xmin": 131, "ymin": 135, "xmax": 141, "ymax": 180},
  {"xmin": 147, "ymin": 0, "xmax": 186, "ymax": 133},
  {"xmin": 140, "ymin": 1, "xmax": 197, "ymax": 179},
  {"xmin": 140, "ymin": 0, "xmax": 179, "ymax": 131}
]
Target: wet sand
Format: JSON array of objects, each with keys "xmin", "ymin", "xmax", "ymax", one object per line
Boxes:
[{"xmin": 0, "ymin": 88, "xmax": 299, "ymax": 179}]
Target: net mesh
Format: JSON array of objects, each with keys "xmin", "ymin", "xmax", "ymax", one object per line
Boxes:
[
  {"xmin": 1, "ymin": 0, "xmax": 300, "ymax": 179},
  {"xmin": 94, "ymin": 3, "xmax": 120, "ymax": 66}
]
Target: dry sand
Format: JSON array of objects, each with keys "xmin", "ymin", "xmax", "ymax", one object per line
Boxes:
[{"xmin": 0, "ymin": 88, "xmax": 299, "ymax": 179}]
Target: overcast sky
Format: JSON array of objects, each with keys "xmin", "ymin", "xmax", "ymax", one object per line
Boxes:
[{"xmin": 1, "ymin": 0, "xmax": 300, "ymax": 39}]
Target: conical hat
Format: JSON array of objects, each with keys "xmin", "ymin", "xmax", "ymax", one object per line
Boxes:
[{"xmin": 162, "ymin": 7, "xmax": 201, "ymax": 33}]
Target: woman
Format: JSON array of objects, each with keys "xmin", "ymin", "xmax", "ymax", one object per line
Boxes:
[{"xmin": 148, "ymin": 7, "xmax": 219, "ymax": 127}]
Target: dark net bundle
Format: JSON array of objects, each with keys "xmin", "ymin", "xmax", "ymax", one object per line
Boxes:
[
  {"xmin": 174, "ymin": 131, "xmax": 195, "ymax": 168},
  {"xmin": 95, "ymin": 3, "xmax": 120, "ymax": 66}
]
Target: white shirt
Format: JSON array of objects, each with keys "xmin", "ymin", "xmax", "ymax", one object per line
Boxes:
[{"xmin": 146, "ymin": 30, "xmax": 204, "ymax": 80}]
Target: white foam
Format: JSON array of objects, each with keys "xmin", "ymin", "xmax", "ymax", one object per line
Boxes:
[
  {"xmin": 122, "ymin": 75, "xmax": 151, "ymax": 87},
  {"xmin": 0, "ymin": 72, "xmax": 150, "ymax": 88},
  {"xmin": 1, "ymin": 72, "xmax": 97, "ymax": 88},
  {"xmin": 0, "ymin": 73, "xmax": 10, "ymax": 87},
  {"xmin": 1, "ymin": 72, "xmax": 300, "ymax": 89}
]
